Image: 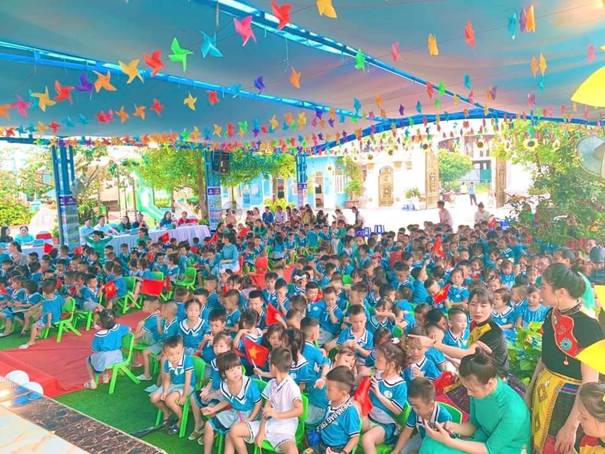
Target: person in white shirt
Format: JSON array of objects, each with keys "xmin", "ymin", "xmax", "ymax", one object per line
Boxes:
[
  {"xmin": 94, "ymin": 216, "xmax": 118, "ymax": 235},
  {"xmin": 437, "ymin": 201, "xmax": 453, "ymax": 228},
  {"xmin": 274, "ymin": 206, "xmax": 286, "ymax": 225},
  {"xmin": 474, "ymin": 202, "xmax": 492, "ymax": 225},
  {"xmin": 227, "ymin": 348, "xmax": 303, "ymax": 454},
  {"xmin": 79, "ymin": 219, "xmax": 95, "ymax": 245}
]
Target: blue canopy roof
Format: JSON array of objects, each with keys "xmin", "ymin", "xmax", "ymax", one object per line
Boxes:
[{"xmin": 0, "ymin": 0, "xmax": 602, "ymax": 143}]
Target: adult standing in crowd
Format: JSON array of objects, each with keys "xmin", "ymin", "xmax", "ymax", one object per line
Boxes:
[
  {"xmin": 351, "ymin": 206, "xmax": 364, "ymax": 229},
  {"xmin": 526, "ymin": 263, "xmax": 604, "ymax": 454},
  {"xmin": 468, "ymin": 182, "xmax": 478, "ymax": 206}
]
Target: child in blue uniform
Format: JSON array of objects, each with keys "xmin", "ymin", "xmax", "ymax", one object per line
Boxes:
[
  {"xmin": 18, "ymin": 280, "xmax": 43, "ymax": 336},
  {"xmin": 310, "ymin": 366, "xmax": 362, "ymax": 454},
  {"xmin": 515, "ymin": 284, "xmax": 549, "ymax": 328},
  {"xmin": 361, "ymin": 342, "xmax": 409, "ymax": 452},
  {"xmin": 393, "ymin": 377, "xmax": 453, "ymax": 453},
  {"xmin": 443, "ymin": 307, "xmax": 469, "ymax": 349},
  {"xmin": 492, "ymin": 288, "xmax": 516, "ymax": 340},
  {"xmin": 300, "ymin": 317, "xmax": 330, "ymax": 384},
  {"xmin": 198, "ymin": 352, "xmax": 262, "ymax": 451},
  {"xmin": 178, "ymin": 300, "xmax": 206, "ymax": 354},
  {"xmin": 20, "ymin": 280, "xmax": 63, "ymax": 349},
  {"xmin": 150, "ymin": 335, "xmax": 197, "ymax": 435},
  {"xmin": 309, "ymin": 286, "xmax": 343, "ymax": 347},
  {"xmin": 84, "ymin": 309, "xmax": 130, "ymax": 389},
  {"xmin": 404, "ymin": 327, "xmax": 442, "ymax": 384},
  {"xmin": 337, "ymin": 305, "xmax": 374, "ymax": 373},
  {"xmin": 0, "ymin": 275, "xmax": 26, "ymax": 337},
  {"xmin": 138, "ymin": 301, "xmax": 179, "ymax": 382}
]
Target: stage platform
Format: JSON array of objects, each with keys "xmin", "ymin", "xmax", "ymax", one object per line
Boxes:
[{"xmin": 0, "ymin": 377, "xmax": 165, "ymax": 454}]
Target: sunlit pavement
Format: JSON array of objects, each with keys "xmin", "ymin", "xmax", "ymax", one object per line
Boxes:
[{"xmin": 335, "ymin": 193, "xmax": 510, "ymax": 232}]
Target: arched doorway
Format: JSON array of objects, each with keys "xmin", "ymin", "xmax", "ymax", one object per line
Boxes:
[
  {"xmin": 378, "ymin": 166, "xmax": 394, "ymax": 206},
  {"xmin": 313, "ymin": 171, "xmax": 324, "ymax": 208}
]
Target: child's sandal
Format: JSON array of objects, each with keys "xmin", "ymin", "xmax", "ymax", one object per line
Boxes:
[
  {"xmin": 83, "ymin": 380, "xmax": 97, "ymax": 390},
  {"xmin": 187, "ymin": 428, "xmax": 204, "ymax": 440}
]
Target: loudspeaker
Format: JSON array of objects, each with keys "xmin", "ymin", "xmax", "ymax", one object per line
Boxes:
[{"xmin": 219, "ymin": 151, "xmax": 230, "ymax": 174}]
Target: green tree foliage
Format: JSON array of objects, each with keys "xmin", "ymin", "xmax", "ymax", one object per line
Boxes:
[
  {"xmin": 137, "ymin": 145, "xmax": 201, "ymax": 194},
  {"xmin": 221, "ymin": 151, "xmax": 295, "ymax": 188},
  {"xmin": 494, "ymin": 121, "xmax": 605, "ymax": 244},
  {"xmin": 0, "ymin": 170, "xmax": 32, "ymax": 225},
  {"xmin": 437, "ymin": 149, "xmax": 473, "ymax": 189},
  {"xmin": 17, "ymin": 151, "xmax": 54, "ymax": 200},
  {"xmin": 343, "ymin": 156, "xmax": 364, "ymax": 200}
]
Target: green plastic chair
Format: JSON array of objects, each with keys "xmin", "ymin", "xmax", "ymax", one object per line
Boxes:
[
  {"xmin": 41, "ymin": 297, "xmax": 81, "ymax": 343},
  {"xmin": 74, "ymin": 308, "xmax": 95, "ymax": 331},
  {"xmin": 374, "ymin": 402, "xmax": 412, "ymax": 454},
  {"xmin": 105, "ymin": 331, "xmax": 141, "ymax": 394},
  {"xmin": 253, "ymin": 393, "xmax": 308, "ymax": 453},
  {"xmin": 176, "ymin": 267, "xmax": 197, "ymax": 291},
  {"xmin": 343, "ymin": 274, "xmax": 352, "ymax": 285},
  {"xmin": 439, "ymin": 401, "xmax": 463, "ymax": 423},
  {"xmin": 115, "ymin": 277, "xmax": 142, "ymax": 314},
  {"xmin": 154, "ymin": 356, "xmax": 206, "ymax": 438},
  {"xmin": 150, "ymin": 271, "xmax": 164, "ymax": 280}
]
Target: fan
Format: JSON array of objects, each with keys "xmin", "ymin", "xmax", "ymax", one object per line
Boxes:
[{"xmin": 577, "ymin": 136, "xmax": 605, "ymax": 178}]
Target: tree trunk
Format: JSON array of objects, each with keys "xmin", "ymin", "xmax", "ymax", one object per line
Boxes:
[
  {"xmin": 195, "ymin": 153, "xmax": 208, "ymax": 219},
  {"xmin": 230, "ymin": 186, "xmax": 236, "ymax": 210}
]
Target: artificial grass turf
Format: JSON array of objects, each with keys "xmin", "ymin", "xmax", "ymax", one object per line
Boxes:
[{"xmin": 0, "ymin": 332, "xmax": 200, "ymax": 454}]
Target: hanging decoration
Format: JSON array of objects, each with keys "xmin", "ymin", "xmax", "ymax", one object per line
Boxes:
[
  {"xmin": 271, "ymin": 0, "xmax": 292, "ymax": 29},
  {"xmin": 93, "ymin": 71, "xmax": 117, "ymax": 93},
  {"xmin": 200, "ymin": 32, "xmax": 223, "ymax": 58},
  {"xmin": 183, "ymin": 92, "xmax": 197, "ymax": 110},
  {"xmin": 427, "ymin": 33, "xmax": 439, "ymax": 56},
  {"xmin": 119, "ymin": 59, "xmax": 144, "ymax": 84},
  {"xmin": 143, "ymin": 50, "xmax": 164, "ymax": 76},
  {"xmin": 234, "ymin": 16, "xmax": 256, "ymax": 46},
  {"xmin": 316, "ymin": 0, "xmax": 337, "ymax": 19},
  {"xmin": 168, "ymin": 38, "xmax": 193, "ymax": 72},
  {"xmin": 32, "ymin": 87, "xmax": 56, "ymax": 112}
]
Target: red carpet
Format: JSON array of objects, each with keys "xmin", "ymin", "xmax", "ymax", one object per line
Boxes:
[{"xmin": 0, "ymin": 312, "xmax": 146, "ymax": 398}]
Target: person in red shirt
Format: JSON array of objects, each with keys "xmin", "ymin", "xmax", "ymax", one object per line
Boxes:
[{"xmin": 177, "ymin": 211, "xmax": 189, "ymax": 226}]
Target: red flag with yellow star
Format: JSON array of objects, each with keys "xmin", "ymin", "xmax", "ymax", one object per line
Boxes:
[{"xmin": 243, "ymin": 337, "xmax": 270, "ymax": 368}]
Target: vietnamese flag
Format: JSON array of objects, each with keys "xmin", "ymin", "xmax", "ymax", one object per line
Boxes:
[
  {"xmin": 159, "ymin": 232, "xmax": 170, "ymax": 243},
  {"xmin": 104, "ymin": 281, "xmax": 118, "ymax": 300},
  {"xmin": 243, "ymin": 337, "xmax": 270, "ymax": 368},
  {"xmin": 73, "ymin": 246, "xmax": 83, "ymax": 255},
  {"xmin": 432, "ymin": 235, "xmax": 445, "ymax": 258},
  {"xmin": 43, "ymin": 242, "xmax": 54, "ymax": 254},
  {"xmin": 433, "ymin": 284, "xmax": 450, "ymax": 306},
  {"xmin": 265, "ymin": 303, "xmax": 281, "ymax": 326},
  {"xmin": 141, "ymin": 279, "xmax": 164, "ymax": 296},
  {"xmin": 353, "ymin": 376, "xmax": 373, "ymax": 417}
]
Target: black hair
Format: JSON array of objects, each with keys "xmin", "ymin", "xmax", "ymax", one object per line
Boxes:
[
  {"xmin": 282, "ymin": 328, "xmax": 304, "ymax": 363},
  {"xmin": 216, "ymin": 351, "xmax": 242, "ymax": 380},
  {"xmin": 408, "ymin": 377, "xmax": 436, "ymax": 402},
  {"xmin": 326, "ymin": 366, "xmax": 355, "ymax": 393},
  {"xmin": 542, "ymin": 263, "xmax": 586, "ymax": 299},
  {"xmin": 269, "ymin": 347, "xmax": 292, "ymax": 373},
  {"xmin": 238, "ymin": 309, "xmax": 259, "ymax": 329},
  {"xmin": 163, "ymin": 335, "xmax": 184, "ymax": 350},
  {"xmin": 377, "ymin": 341, "xmax": 408, "ymax": 371},
  {"xmin": 209, "ymin": 308, "xmax": 227, "ymax": 323},
  {"xmin": 459, "ymin": 348, "xmax": 497, "ymax": 384}
]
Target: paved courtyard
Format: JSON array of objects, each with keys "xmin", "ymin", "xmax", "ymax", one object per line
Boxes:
[{"xmin": 336, "ymin": 192, "xmax": 509, "ymax": 232}]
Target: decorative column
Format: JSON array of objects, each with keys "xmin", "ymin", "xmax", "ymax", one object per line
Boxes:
[
  {"xmin": 51, "ymin": 142, "xmax": 80, "ymax": 247},
  {"xmin": 295, "ymin": 153, "xmax": 308, "ymax": 208},
  {"xmin": 204, "ymin": 150, "xmax": 223, "ymax": 231}
]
